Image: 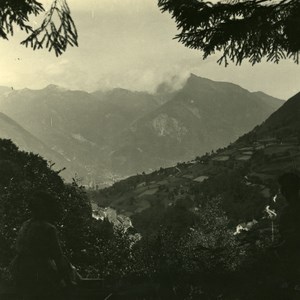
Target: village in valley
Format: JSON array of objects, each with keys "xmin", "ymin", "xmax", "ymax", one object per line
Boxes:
[{"xmin": 90, "ymin": 129, "xmax": 300, "ymax": 232}]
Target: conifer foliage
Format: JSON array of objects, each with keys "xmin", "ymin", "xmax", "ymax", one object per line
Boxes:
[
  {"xmin": 158, "ymin": 0, "xmax": 300, "ymax": 65},
  {"xmin": 0, "ymin": 0, "xmax": 78, "ymax": 56}
]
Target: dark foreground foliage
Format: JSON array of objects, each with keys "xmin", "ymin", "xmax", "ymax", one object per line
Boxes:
[
  {"xmin": 0, "ymin": 138, "xmax": 297, "ymax": 299},
  {"xmin": 158, "ymin": 0, "xmax": 300, "ymax": 66}
]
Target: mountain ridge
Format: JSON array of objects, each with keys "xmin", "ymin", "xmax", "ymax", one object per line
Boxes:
[
  {"xmin": 108, "ymin": 73, "xmax": 285, "ymax": 175},
  {"xmin": 0, "ymin": 74, "xmax": 285, "ymax": 185},
  {"xmin": 0, "ymin": 112, "xmax": 76, "ymax": 180}
]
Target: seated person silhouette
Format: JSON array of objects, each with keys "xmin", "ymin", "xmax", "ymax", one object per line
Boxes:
[
  {"xmin": 12, "ymin": 191, "xmax": 75, "ymax": 300},
  {"xmin": 277, "ymin": 173, "xmax": 300, "ymax": 289}
]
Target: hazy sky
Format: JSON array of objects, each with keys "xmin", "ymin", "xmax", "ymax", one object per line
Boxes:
[{"xmin": 0, "ymin": 0, "xmax": 299, "ymax": 99}]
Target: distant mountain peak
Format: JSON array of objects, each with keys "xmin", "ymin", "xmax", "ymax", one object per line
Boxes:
[
  {"xmin": 109, "ymin": 88, "xmax": 133, "ymax": 95},
  {"xmin": 189, "ymin": 73, "xmax": 203, "ymax": 80},
  {"xmin": 184, "ymin": 74, "xmax": 249, "ymax": 94},
  {"xmin": 187, "ymin": 73, "xmax": 210, "ymax": 82},
  {"xmin": 44, "ymin": 84, "xmax": 66, "ymax": 92},
  {"xmin": 253, "ymin": 91, "xmax": 269, "ymax": 97}
]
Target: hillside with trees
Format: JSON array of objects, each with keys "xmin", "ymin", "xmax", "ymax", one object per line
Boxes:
[
  {"xmin": 90, "ymin": 91, "xmax": 300, "ymax": 293},
  {"xmin": 0, "ymin": 136, "xmax": 290, "ymax": 299},
  {"xmin": 92, "ymin": 92, "xmax": 300, "ymax": 223},
  {"xmin": 87, "ymin": 92, "xmax": 300, "ymax": 298}
]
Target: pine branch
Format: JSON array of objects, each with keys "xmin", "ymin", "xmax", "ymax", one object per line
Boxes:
[
  {"xmin": 158, "ymin": 0, "xmax": 300, "ymax": 65},
  {"xmin": 0, "ymin": 0, "xmax": 78, "ymax": 56}
]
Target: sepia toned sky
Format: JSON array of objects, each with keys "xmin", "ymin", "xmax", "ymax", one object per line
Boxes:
[{"xmin": 0, "ymin": 0, "xmax": 299, "ymax": 99}]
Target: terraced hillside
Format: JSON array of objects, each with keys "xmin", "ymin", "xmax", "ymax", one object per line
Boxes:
[{"xmin": 90, "ymin": 92, "xmax": 300, "ymax": 228}]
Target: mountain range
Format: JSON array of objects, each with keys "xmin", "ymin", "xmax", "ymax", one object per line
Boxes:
[
  {"xmin": 0, "ymin": 74, "xmax": 284, "ymax": 186},
  {"xmin": 109, "ymin": 75, "xmax": 284, "ymax": 175}
]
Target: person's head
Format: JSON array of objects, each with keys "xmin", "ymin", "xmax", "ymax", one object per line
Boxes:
[
  {"xmin": 278, "ymin": 172, "xmax": 300, "ymax": 203},
  {"xmin": 28, "ymin": 190, "xmax": 59, "ymax": 222}
]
